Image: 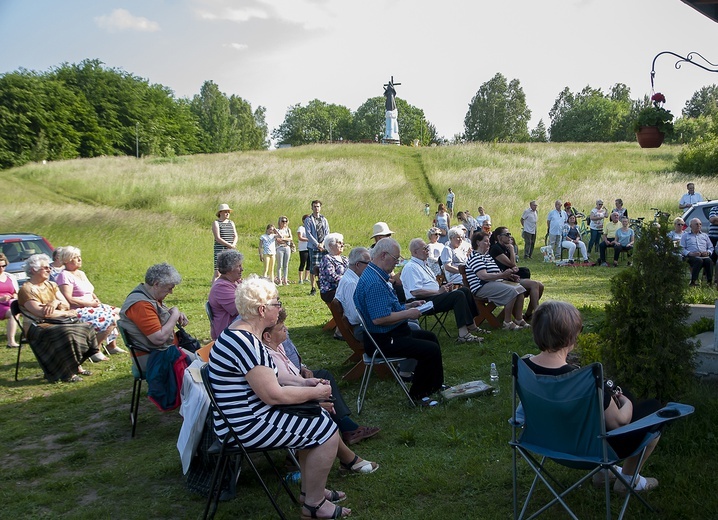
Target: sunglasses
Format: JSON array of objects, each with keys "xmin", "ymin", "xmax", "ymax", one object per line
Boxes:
[{"xmin": 281, "ymin": 219, "xmax": 288, "ymax": 222}]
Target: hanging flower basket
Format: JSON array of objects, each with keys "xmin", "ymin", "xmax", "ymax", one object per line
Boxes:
[{"xmin": 636, "ymin": 126, "xmax": 665, "ymax": 148}]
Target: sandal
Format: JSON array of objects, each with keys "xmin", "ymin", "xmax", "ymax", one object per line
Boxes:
[
  {"xmin": 300, "ymin": 490, "xmax": 346, "ymax": 504},
  {"xmin": 78, "ymin": 369, "xmax": 93, "ymax": 376},
  {"xmin": 503, "ymin": 321, "xmax": 520, "ymax": 331},
  {"xmin": 456, "ymin": 333, "xmax": 483, "ymax": 344},
  {"xmin": 340, "ymin": 455, "xmax": 378, "ymax": 475},
  {"xmin": 301, "ymin": 498, "xmax": 351, "ymax": 519},
  {"xmin": 513, "ymin": 319, "xmax": 531, "ymax": 329}
]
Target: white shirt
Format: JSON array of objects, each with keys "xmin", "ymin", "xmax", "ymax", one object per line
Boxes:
[
  {"xmin": 547, "ymin": 209, "xmax": 567, "ymax": 236},
  {"xmin": 475, "ymin": 214, "xmax": 491, "ymax": 227},
  {"xmin": 440, "ymin": 243, "xmax": 470, "ymax": 284},
  {"xmin": 335, "ymin": 268, "xmax": 361, "ymax": 325},
  {"xmin": 400, "ymin": 257, "xmax": 440, "ymax": 300},
  {"xmin": 426, "ymin": 242, "xmax": 445, "ymax": 276},
  {"xmin": 521, "ymin": 208, "xmax": 538, "ymax": 234},
  {"xmin": 679, "ymin": 192, "xmax": 704, "ymax": 208}
]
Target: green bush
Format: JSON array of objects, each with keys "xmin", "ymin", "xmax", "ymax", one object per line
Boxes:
[
  {"xmin": 676, "ymin": 135, "xmax": 718, "ymax": 175},
  {"xmin": 601, "ymin": 216, "xmax": 695, "ymax": 400}
]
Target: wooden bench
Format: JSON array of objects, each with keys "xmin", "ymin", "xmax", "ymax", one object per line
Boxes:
[{"xmin": 458, "ymin": 264, "xmax": 503, "ymax": 329}]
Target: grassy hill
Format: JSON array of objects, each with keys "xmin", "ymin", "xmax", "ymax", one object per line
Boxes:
[{"xmin": 1, "ymin": 143, "xmax": 717, "ymax": 518}]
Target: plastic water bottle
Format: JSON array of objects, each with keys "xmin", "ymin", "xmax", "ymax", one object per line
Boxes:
[
  {"xmin": 490, "ymin": 362, "xmax": 500, "ymax": 395},
  {"xmin": 285, "ymin": 470, "xmax": 301, "ymax": 484}
]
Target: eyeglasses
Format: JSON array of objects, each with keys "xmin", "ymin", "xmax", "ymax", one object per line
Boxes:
[
  {"xmin": 39, "ymin": 266, "xmax": 52, "ymax": 271},
  {"xmin": 356, "ymin": 260, "xmax": 370, "ymax": 266},
  {"xmin": 422, "ymin": 245, "xmax": 430, "ymax": 252},
  {"xmin": 0, "ymin": 264, "xmax": 5, "ymax": 268},
  {"xmin": 386, "ymin": 252, "xmax": 404, "ymax": 265},
  {"xmin": 336, "ymin": 241, "xmax": 344, "ymax": 246},
  {"xmin": 281, "ymin": 219, "xmax": 288, "ymax": 222},
  {"xmin": 500, "ymin": 232, "xmax": 512, "ymax": 237},
  {"xmin": 266, "ymin": 299, "xmax": 282, "ymax": 308}
]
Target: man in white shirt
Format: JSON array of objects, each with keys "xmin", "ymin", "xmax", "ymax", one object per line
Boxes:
[
  {"xmin": 520, "ymin": 200, "xmax": 538, "ymax": 259},
  {"xmin": 335, "ymin": 247, "xmax": 371, "ymax": 330},
  {"xmin": 679, "ymin": 183, "xmax": 704, "ymax": 210},
  {"xmin": 446, "ymin": 188, "xmax": 455, "ymax": 217},
  {"xmin": 400, "ymin": 238, "xmax": 483, "ymax": 343},
  {"xmin": 546, "ymin": 200, "xmax": 567, "ymax": 258}
]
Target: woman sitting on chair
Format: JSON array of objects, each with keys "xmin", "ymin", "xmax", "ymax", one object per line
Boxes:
[
  {"xmin": 318, "ymin": 233, "xmax": 348, "ymax": 304},
  {"xmin": 263, "ymin": 308, "xmax": 379, "ymax": 472},
  {"xmin": 0, "ymin": 253, "xmax": 20, "ymax": 348},
  {"xmin": 17, "ymin": 254, "xmax": 99, "ymax": 383},
  {"xmin": 525, "ymin": 300, "xmax": 661, "ymax": 493},
  {"xmin": 208, "ymin": 274, "xmax": 351, "ymax": 519}
]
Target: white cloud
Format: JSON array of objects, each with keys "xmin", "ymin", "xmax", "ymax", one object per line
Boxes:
[
  {"xmin": 197, "ymin": 7, "xmax": 268, "ymax": 22},
  {"xmin": 223, "ymin": 42, "xmax": 249, "ymax": 51},
  {"xmin": 192, "ymin": 0, "xmax": 332, "ymax": 29},
  {"xmin": 95, "ymin": 9, "xmax": 160, "ymax": 33}
]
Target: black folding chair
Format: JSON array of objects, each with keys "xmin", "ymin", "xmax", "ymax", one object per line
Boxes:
[
  {"xmin": 12, "ymin": 299, "xmax": 40, "ymax": 381},
  {"xmin": 117, "ymin": 323, "xmax": 150, "ymax": 438},
  {"xmin": 199, "ymin": 363, "xmax": 298, "ymax": 520}
]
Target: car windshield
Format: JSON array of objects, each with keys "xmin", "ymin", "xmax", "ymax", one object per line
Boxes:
[{"xmin": 1, "ymin": 238, "xmax": 53, "ymax": 264}]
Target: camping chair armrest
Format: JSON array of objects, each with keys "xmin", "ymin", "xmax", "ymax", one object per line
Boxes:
[{"xmin": 606, "ymin": 402, "xmax": 694, "ymax": 438}]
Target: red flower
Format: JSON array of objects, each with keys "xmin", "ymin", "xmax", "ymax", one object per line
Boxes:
[{"xmin": 651, "ymin": 92, "xmax": 666, "ymax": 103}]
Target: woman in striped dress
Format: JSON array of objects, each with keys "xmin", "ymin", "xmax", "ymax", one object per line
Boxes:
[
  {"xmin": 208, "ymin": 275, "xmax": 351, "ymax": 519},
  {"xmin": 212, "ymin": 204, "xmax": 237, "ymax": 281}
]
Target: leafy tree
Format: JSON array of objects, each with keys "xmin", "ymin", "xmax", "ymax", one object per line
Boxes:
[
  {"xmin": 530, "ymin": 119, "xmax": 548, "ymax": 142},
  {"xmin": 549, "ymin": 84, "xmax": 633, "ymax": 142},
  {"xmin": 601, "ymin": 216, "xmax": 694, "ymax": 400},
  {"xmin": 190, "ymin": 80, "xmax": 237, "ymax": 153},
  {"xmin": 682, "ymin": 85, "xmax": 718, "ymax": 118},
  {"xmin": 464, "ymin": 73, "xmax": 531, "ymax": 142},
  {"xmin": 352, "ymin": 97, "xmax": 384, "ymax": 142},
  {"xmin": 351, "ymin": 96, "xmax": 438, "ymax": 145},
  {"xmin": 272, "ymin": 99, "xmax": 352, "ymax": 146}
]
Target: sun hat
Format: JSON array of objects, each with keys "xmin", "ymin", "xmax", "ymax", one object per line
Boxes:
[
  {"xmin": 371, "ymin": 222, "xmax": 394, "ymax": 238},
  {"xmin": 216, "ymin": 203, "xmax": 232, "ymax": 216}
]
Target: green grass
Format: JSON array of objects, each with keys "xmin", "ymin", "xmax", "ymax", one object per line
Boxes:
[{"xmin": 2, "ymin": 143, "xmax": 718, "ymax": 518}]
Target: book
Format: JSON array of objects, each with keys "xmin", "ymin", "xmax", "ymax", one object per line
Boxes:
[{"xmin": 441, "ymin": 380, "xmax": 495, "ymax": 400}]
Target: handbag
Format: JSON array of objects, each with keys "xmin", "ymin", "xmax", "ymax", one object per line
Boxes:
[
  {"xmin": 176, "ymin": 325, "xmax": 201, "ymax": 353},
  {"xmin": 38, "ymin": 316, "xmax": 79, "ymax": 325},
  {"xmin": 289, "ymin": 241, "xmax": 297, "ymax": 253},
  {"xmin": 276, "ymin": 400, "xmax": 323, "ymax": 419}
]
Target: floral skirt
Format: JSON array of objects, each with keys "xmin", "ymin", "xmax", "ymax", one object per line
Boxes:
[{"xmin": 77, "ymin": 304, "xmax": 119, "ymax": 343}]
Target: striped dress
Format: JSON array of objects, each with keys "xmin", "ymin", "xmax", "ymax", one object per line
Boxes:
[
  {"xmin": 208, "ymin": 328, "xmax": 337, "ymax": 449},
  {"xmin": 213, "ymin": 219, "xmax": 236, "ymax": 269}
]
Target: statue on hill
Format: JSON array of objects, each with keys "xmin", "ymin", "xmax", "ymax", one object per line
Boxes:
[{"xmin": 383, "ymin": 76, "xmax": 400, "ymax": 144}]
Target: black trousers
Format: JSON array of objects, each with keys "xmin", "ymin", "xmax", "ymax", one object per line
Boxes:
[
  {"xmin": 686, "ymin": 255, "xmax": 713, "ymax": 283},
  {"xmin": 311, "ymin": 368, "xmax": 351, "ymax": 424},
  {"xmin": 365, "ymin": 323, "xmax": 443, "ymax": 400},
  {"xmin": 425, "ymin": 287, "xmax": 477, "ymax": 329}
]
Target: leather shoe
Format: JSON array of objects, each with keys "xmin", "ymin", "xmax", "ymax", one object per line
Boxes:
[{"xmin": 342, "ymin": 426, "xmax": 381, "ymax": 445}]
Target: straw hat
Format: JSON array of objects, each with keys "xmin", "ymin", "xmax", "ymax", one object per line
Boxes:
[
  {"xmin": 371, "ymin": 222, "xmax": 394, "ymax": 238},
  {"xmin": 216, "ymin": 203, "xmax": 232, "ymax": 216}
]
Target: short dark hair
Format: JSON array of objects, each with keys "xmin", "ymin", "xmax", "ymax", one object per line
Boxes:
[
  {"xmin": 311, "ymin": 199, "xmax": 322, "ymax": 206},
  {"xmin": 531, "ymin": 301, "xmax": 583, "ymax": 352},
  {"xmin": 471, "ymin": 230, "xmax": 488, "ymax": 250}
]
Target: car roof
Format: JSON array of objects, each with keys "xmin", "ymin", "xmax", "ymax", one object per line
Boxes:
[{"xmin": 0, "ymin": 233, "xmax": 46, "ymax": 241}]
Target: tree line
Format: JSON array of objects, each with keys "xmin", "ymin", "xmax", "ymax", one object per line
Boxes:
[{"xmin": 2, "ymin": 61, "xmax": 718, "ymax": 171}]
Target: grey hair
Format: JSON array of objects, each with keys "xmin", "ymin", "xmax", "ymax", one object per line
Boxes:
[
  {"xmin": 217, "ymin": 250, "xmax": 244, "ymax": 274},
  {"xmin": 25, "ymin": 253, "xmax": 51, "ymax": 276},
  {"xmin": 59, "ymin": 246, "xmax": 81, "ymax": 265},
  {"xmin": 52, "ymin": 246, "xmax": 65, "ymax": 262},
  {"xmin": 409, "ymin": 238, "xmax": 425, "ymax": 255},
  {"xmin": 323, "ymin": 232, "xmax": 344, "ymax": 251},
  {"xmin": 447, "ymin": 226, "xmax": 465, "ymax": 241},
  {"xmin": 348, "ymin": 246, "xmax": 370, "ymax": 265},
  {"xmin": 370, "ymin": 237, "xmax": 399, "ymax": 260},
  {"xmin": 235, "ymin": 274, "xmax": 278, "ymax": 319},
  {"xmin": 144, "ymin": 263, "xmax": 182, "ymax": 286}
]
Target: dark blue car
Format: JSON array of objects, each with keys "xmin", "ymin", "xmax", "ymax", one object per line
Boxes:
[{"xmin": 0, "ymin": 233, "xmax": 55, "ymax": 285}]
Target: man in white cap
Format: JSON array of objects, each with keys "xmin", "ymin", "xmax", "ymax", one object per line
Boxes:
[{"xmin": 370, "ymin": 222, "xmax": 394, "ymax": 248}]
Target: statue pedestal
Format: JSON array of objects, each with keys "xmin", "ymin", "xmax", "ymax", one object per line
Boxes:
[{"xmin": 382, "ymin": 138, "xmax": 400, "ymax": 145}]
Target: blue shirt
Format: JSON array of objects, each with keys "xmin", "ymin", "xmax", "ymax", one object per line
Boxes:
[
  {"xmin": 680, "ymin": 231, "xmax": 713, "ymax": 256},
  {"xmin": 353, "ymin": 262, "xmax": 406, "ymax": 334}
]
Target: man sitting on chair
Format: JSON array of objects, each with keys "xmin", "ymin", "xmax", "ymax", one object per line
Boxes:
[
  {"xmin": 401, "ymin": 238, "xmax": 483, "ymax": 344},
  {"xmin": 354, "ymin": 238, "xmax": 444, "ymax": 401},
  {"xmin": 680, "ymin": 218, "xmax": 714, "ymax": 287}
]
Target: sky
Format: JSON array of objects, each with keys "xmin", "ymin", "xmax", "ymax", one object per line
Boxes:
[{"xmin": 1, "ymin": 0, "xmax": 718, "ymax": 142}]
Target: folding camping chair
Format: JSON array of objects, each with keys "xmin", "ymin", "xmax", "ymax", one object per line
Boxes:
[
  {"xmin": 355, "ymin": 311, "xmax": 415, "ymax": 414},
  {"xmin": 12, "ymin": 299, "xmax": 41, "ymax": 381},
  {"xmin": 199, "ymin": 364, "xmax": 298, "ymax": 520},
  {"xmin": 117, "ymin": 323, "xmax": 151, "ymax": 438},
  {"xmin": 510, "ymin": 353, "xmax": 694, "ymax": 520}
]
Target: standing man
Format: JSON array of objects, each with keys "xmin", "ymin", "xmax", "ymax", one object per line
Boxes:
[
  {"xmin": 679, "ymin": 183, "xmax": 704, "ymax": 210},
  {"xmin": 303, "ymin": 200, "xmax": 329, "ymax": 296},
  {"xmin": 354, "ymin": 238, "xmax": 444, "ymax": 401},
  {"xmin": 680, "ymin": 218, "xmax": 714, "ymax": 287},
  {"xmin": 446, "ymin": 188, "xmax": 455, "ymax": 217},
  {"xmin": 520, "ymin": 200, "xmax": 538, "ymax": 259},
  {"xmin": 546, "ymin": 200, "xmax": 567, "ymax": 258}
]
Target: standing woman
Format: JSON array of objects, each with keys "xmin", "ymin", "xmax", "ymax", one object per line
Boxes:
[
  {"xmin": 275, "ymin": 216, "xmax": 293, "ymax": 286},
  {"xmin": 434, "ymin": 203, "xmax": 451, "ymax": 244},
  {"xmin": 212, "ymin": 204, "xmax": 237, "ymax": 281},
  {"xmin": 297, "ymin": 214, "xmax": 310, "ymax": 284},
  {"xmin": 0, "ymin": 253, "xmax": 20, "ymax": 348},
  {"xmin": 259, "ymin": 224, "xmax": 278, "ymax": 279}
]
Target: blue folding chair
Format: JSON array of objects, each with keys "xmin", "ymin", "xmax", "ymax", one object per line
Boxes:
[{"xmin": 510, "ymin": 353, "xmax": 694, "ymax": 520}]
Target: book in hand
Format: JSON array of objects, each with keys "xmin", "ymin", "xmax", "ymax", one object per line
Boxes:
[{"xmin": 416, "ymin": 301, "xmax": 434, "ymax": 315}]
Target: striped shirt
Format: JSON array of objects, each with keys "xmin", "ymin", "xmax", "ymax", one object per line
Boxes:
[
  {"xmin": 709, "ymin": 205, "xmax": 718, "ymax": 237},
  {"xmin": 208, "ymin": 328, "xmax": 336, "ymax": 449},
  {"xmin": 466, "ymin": 252, "xmax": 501, "ymax": 293}
]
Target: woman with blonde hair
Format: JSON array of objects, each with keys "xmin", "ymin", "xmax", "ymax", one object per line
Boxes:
[
  {"xmin": 209, "ymin": 275, "xmax": 351, "ymax": 518},
  {"xmin": 434, "ymin": 203, "xmax": 451, "ymax": 244},
  {"xmin": 275, "ymin": 216, "xmax": 293, "ymax": 286},
  {"xmin": 259, "ymin": 224, "xmax": 278, "ymax": 280}
]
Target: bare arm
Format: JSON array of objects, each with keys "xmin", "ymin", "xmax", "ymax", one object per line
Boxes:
[
  {"xmin": 604, "ymin": 394, "xmax": 633, "ymax": 430},
  {"xmin": 145, "ymin": 306, "xmax": 186, "ymax": 346},
  {"xmin": 245, "ymin": 365, "xmax": 332, "ymax": 405},
  {"xmin": 58, "ymin": 284, "xmax": 99, "ymax": 308},
  {"xmin": 212, "ymin": 221, "xmax": 235, "ymax": 248}
]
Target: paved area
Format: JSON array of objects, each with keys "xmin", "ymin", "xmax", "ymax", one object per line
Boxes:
[{"xmin": 687, "ymin": 304, "xmax": 718, "ymax": 378}]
